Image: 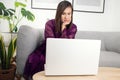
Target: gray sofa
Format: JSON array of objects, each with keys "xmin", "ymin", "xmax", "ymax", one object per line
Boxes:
[{"xmin": 16, "ymin": 25, "xmax": 120, "ymax": 77}]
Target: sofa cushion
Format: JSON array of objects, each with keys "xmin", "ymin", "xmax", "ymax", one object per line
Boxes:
[{"xmin": 99, "ymin": 51, "xmax": 120, "ymax": 67}]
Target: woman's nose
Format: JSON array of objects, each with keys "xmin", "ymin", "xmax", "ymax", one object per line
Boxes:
[{"xmin": 65, "ymin": 14, "xmax": 69, "ymax": 19}]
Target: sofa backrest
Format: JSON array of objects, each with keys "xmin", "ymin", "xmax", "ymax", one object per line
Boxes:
[
  {"xmin": 16, "ymin": 25, "xmax": 44, "ymax": 75},
  {"xmin": 75, "ymin": 31, "xmax": 105, "ymax": 50},
  {"xmin": 75, "ymin": 31, "xmax": 120, "ymax": 53},
  {"xmin": 103, "ymin": 32, "xmax": 120, "ymax": 53}
]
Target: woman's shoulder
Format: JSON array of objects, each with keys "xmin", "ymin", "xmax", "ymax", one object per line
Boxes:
[
  {"xmin": 45, "ymin": 19, "xmax": 55, "ymax": 29},
  {"xmin": 46, "ymin": 19, "xmax": 55, "ymax": 25},
  {"xmin": 71, "ymin": 23, "xmax": 77, "ymax": 28}
]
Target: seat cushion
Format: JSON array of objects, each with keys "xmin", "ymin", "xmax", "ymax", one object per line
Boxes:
[{"xmin": 99, "ymin": 51, "xmax": 120, "ymax": 67}]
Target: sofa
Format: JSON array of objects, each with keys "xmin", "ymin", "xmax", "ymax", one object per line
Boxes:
[{"xmin": 16, "ymin": 25, "xmax": 120, "ymax": 78}]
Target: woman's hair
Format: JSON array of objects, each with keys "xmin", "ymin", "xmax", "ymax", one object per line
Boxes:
[{"xmin": 55, "ymin": 0, "xmax": 73, "ymax": 33}]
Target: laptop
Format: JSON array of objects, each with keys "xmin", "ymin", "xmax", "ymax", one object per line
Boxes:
[{"xmin": 45, "ymin": 38, "xmax": 101, "ymax": 76}]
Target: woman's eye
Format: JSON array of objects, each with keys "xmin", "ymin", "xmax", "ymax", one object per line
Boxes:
[
  {"xmin": 62, "ymin": 13, "xmax": 65, "ymax": 15},
  {"xmin": 68, "ymin": 13, "xmax": 71, "ymax": 15}
]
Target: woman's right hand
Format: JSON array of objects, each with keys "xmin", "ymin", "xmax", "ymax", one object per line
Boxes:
[{"xmin": 61, "ymin": 22, "xmax": 67, "ymax": 31}]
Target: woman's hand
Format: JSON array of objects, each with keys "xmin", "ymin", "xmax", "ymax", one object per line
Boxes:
[{"xmin": 61, "ymin": 22, "xmax": 67, "ymax": 31}]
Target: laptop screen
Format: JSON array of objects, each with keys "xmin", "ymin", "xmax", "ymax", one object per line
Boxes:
[{"xmin": 45, "ymin": 38, "xmax": 101, "ymax": 75}]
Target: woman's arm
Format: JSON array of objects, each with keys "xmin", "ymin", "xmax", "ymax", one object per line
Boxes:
[
  {"xmin": 44, "ymin": 20, "xmax": 55, "ymax": 39},
  {"xmin": 61, "ymin": 24, "xmax": 77, "ymax": 39}
]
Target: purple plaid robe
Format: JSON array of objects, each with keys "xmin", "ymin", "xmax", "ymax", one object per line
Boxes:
[{"xmin": 23, "ymin": 19, "xmax": 77, "ymax": 78}]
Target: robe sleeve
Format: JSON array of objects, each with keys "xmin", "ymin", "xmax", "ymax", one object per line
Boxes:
[
  {"xmin": 44, "ymin": 20, "xmax": 55, "ymax": 39},
  {"xmin": 61, "ymin": 24, "xmax": 77, "ymax": 39}
]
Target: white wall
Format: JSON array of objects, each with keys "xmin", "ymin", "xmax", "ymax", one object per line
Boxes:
[{"xmin": 0, "ymin": 0, "xmax": 120, "ymax": 32}]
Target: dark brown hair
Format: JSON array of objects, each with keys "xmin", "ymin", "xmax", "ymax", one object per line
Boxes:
[{"xmin": 55, "ymin": 0, "xmax": 73, "ymax": 33}]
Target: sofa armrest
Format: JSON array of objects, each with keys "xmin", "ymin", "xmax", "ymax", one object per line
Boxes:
[{"xmin": 16, "ymin": 25, "xmax": 44, "ymax": 75}]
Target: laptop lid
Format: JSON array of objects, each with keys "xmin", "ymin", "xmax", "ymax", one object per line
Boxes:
[{"xmin": 45, "ymin": 38, "xmax": 101, "ymax": 75}]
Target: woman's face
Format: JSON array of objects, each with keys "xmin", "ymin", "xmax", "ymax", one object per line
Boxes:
[{"xmin": 61, "ymin": 7, "xmax": 72, "ymax": 25}]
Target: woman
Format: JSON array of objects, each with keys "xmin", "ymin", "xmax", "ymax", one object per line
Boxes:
[{"xmin": 23, "ymin": 0, "xmax": 77, "ymax": 79}]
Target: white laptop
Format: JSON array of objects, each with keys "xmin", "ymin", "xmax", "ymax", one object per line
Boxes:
[{"xmin": 45, "ymin": 38, "xmax": 101, "ymax": 76}]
